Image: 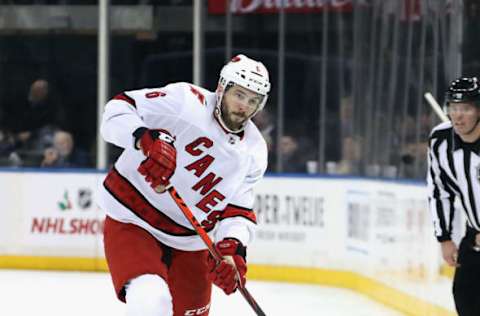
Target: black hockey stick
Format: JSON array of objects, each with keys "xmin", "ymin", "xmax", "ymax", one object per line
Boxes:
[{"xmin": 166, "ymin": 186, "xmax": 267, "ymax": 316}]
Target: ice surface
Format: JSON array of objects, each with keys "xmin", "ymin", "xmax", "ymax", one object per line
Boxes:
[{"xmin": 0, "ymin": 269, "xmax": 404, "ymax": 316}]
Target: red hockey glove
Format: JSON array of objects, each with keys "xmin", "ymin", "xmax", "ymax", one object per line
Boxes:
[
  {"xmin": 208, "ymin": 238, "xmax": 247, "ymax": 295},
  {"xmin": 134, "ymin": 128, "xmax": 176, "ymax": 189}
]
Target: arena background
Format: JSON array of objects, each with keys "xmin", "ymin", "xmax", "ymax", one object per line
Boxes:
[{"xmin": 1, "ymin": 1, "xmax": 478, "ymax": 315}]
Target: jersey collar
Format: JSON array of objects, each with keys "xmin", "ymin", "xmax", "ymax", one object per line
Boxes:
[{"xmin": 453, "ymin": 132, "xmax": 480, "ymax": 155}]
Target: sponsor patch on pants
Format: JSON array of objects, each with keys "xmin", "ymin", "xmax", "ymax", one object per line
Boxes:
[{"xmin": 184, "ymin": 302, "xmax": 211, "ymax": 315}]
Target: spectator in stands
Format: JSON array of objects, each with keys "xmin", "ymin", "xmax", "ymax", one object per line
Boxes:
[
  {"xmin": 13, "ymin": 79, "xmax": 66, "ymax": 165},
  {"xmin": 273, "ymin": 134, "xmax": 315, "ymax": 173},
  {"xmin": 0, "ymin": 128, "xmax": 19, "ymax": 166},
  {"xmin": 0, "ymin": 106, "xmax": 21, "ymax": 166},
  {"xmin": 335, "ymin": 97, "xmax": 364, "ymax": 175},
  {"xmin": 41, "ymin": 130, "xmax": 90, "ymax": 168},
  {"xmin": 340, "ymin": 96, "xmax": 354, "ymax": 139},
  {"xmin": 399, "ymin": 140, "xmax": 428, "ymax": 178},
  {"xmin": 399, "ymin": 113, "xmax": 432, "ymax": 178},
  {"xmin": 252, "ymin": 108, "xmax": 275, "ymax": 151},
  {"xmin": 0, "ymin": 129, "xmax": 14, "ymax": 156},
  {"xmin": 336, "ymin": 135, "xmax": 364, "ymax": 175}
]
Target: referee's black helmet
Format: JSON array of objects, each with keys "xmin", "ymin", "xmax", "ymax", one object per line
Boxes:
[{"xmin": 446, "ymin": 77, "xmax": 480, "ymax": 106}]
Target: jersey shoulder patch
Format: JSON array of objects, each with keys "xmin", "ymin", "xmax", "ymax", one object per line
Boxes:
[
  {"xmin": 189, "ymin": 84, "xmax": 207, "ymax": 106},
  {"xmin": 162, "ymin": 82, "xmax": 213, "ymax": 108}
]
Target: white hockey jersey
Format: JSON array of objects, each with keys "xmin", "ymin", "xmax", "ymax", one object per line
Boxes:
[{"xmin": 97, "ymin": 82, "xmax": 268, "ymax": 251}]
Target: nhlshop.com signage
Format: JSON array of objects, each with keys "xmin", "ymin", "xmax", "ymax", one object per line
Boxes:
[
  {"xmin": 0, "ymin": 172, "xmax": 106, "ymax": 257},
  {"xmin": 30, "ymin": 217, "xmax": 104, "ymax": 235},
  {"xmin": 27, "ymin": 186, "xmax": 103, "ymax": 236}
]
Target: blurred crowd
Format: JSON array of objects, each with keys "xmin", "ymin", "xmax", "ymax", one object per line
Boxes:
[
  {"xmin": 251, "ymin": 98, "xmax": 434, "ymax": 179},
  {"xmin": 0, "ymin": 1, "xmax": 447, "ymax": 180},
  {"xmin": 0, "ymin": 79, "xmax": 91, "ymax": 168},
  {"xmin": 0, "ymin": 78, "xmax": 433, "ymax": 178}
]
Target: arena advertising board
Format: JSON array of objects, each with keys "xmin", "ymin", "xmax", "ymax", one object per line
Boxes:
[
  {"xmin": 0, "ymin": 172, "xmax": 105, "ymax": 257},
  {"xmin": 249, "ymin": 177, "xmax": 439, "ymax": 281},
  {"xmin": 0, "ymin": 171, "xmax": 438, "ymax": 278},
  {"xmin": 343, "ymin": 181, "xmax": 439, "ymax": 282},
  {"xmin": 251, "ymin": 177, "xmax": 338, "ymax": 268},
  {"xmin": 208, "ymin": 0, "xmax": 354, "ymax": 15}
]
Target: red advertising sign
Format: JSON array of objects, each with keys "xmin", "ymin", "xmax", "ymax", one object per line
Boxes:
[{"xmin": 208, "ymin": 0, "xmax": 354, "ymax": 15}]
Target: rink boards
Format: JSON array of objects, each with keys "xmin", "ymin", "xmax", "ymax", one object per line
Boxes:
[{"xmin": 0, "ymin": 170, "xmax": 455, "ymax": 316}]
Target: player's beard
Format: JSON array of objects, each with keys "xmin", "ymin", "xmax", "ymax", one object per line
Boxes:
[{"xmin": 221, "ymin": 105, "xmax": 248, "ymax": 131}]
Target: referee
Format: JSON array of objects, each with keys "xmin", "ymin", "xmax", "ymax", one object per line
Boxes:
[{"xmin": 427, "ymin": 76, "xmax": 480, "ymax": 316}]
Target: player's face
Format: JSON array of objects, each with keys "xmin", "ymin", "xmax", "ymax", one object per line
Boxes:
[
  {"xmin": 221, "ymin": 85, "xmax": 263, "ymax": 130},
  {"xmin": 447, "ymin": 102, "xmax": 480, "ymax": 136}
]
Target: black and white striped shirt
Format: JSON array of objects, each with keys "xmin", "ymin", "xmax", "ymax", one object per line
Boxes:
[{"xmin": 427, "ymin": 121, "xmax": 480, "ymax": 241}]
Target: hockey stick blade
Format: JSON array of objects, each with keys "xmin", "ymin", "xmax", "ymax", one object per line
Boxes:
[{"xmin": 167, "ymin": 186, "xmax": 267, "ymax": 316}]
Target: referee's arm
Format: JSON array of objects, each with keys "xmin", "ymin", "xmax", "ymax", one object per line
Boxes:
[{"xmin": 426, "ymin": 137, "xmax": 456, "ymax": 242}]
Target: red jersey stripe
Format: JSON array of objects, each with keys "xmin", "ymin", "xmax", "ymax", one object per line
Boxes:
[
  {"xmin": 103, "ymin": 168, "xmax": 208, "ymax": 236},
  {"xmin": 112, "ymin": 92, "xmax": 136, "ymax": 107},
  {"xmin": 221, "ymin": 204, "xmax": 257, "ymax": 224}
]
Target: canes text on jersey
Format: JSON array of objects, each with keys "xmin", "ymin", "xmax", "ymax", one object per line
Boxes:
[{"xmin": 185, "ymin": 137, "xmax": 226, "ymax": 214}]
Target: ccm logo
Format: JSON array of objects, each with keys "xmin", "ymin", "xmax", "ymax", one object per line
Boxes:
[{"xmin": 184, "ymin": 302, "xmax": 210, "ymax": 315}]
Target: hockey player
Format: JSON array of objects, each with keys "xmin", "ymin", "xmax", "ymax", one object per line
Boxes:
[
  {"xmin": 427, "ymin": 76, "xmax": 480, "ymax": 316},
  {"xmin": 98, "ymin": 54, "xmax": 270, "ymax": 316}
]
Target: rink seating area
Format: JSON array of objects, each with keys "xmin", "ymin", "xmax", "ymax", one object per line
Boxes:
[{"xmin": 0, "ymin": 170, "xmax": 456, "ymax": 316}]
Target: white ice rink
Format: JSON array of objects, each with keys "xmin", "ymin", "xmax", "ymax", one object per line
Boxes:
[{"xmin": 0, "ymin": 269, "xmax": 405, "ymax": 316}]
